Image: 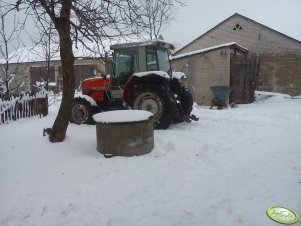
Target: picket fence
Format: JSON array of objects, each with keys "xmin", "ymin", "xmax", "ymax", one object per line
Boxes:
[{"xmin": 0, "ymin": 91, "xmax": 48, "ymax": 124}]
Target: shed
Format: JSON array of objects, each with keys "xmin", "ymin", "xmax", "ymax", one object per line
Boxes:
[{"xmin": 171, "ymin": 42, "xmax": 260, "ymax": 105}]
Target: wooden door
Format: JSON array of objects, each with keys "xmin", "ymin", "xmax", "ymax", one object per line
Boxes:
[{"xmin": 230, "ymin": 54, "xmax": 260, "ymax": 104}]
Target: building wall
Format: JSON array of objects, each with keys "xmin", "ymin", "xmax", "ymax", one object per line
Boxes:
[
  {"xmin": 258, "ymin": 53, "xmax": 301, "ymax": 95},
  {"xmin": 0, "ymin": 62, "xmax": 33, "ymax": 93},
  {"xmin": 176, "ymin": 14, "xmax": 301, "ymax": 55},
  {"xmin": 174, "ymin": 14, "xmax": 301, "ymax": 96},
  {"xmin": 172, "ymin": 48, "xmax": 231, "ymax": 105},
  {"xmin": 1, "ymin": 58, "xmax": 110, "ymax": 92}
]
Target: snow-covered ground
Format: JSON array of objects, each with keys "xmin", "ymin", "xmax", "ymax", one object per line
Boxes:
[{"xmin": 0, "ymin": 92, "xmax": 301, "ymax": 226}]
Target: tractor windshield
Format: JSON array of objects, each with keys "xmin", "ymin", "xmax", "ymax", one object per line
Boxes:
[
  {"xmin": 113, "ymin": 50, "xmax": 138, "ymax": 85},
  {"xmin": 146, "ymin": 47, "xmax": 172, "ymax": 75}
]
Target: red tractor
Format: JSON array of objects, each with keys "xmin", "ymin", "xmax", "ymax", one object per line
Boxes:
[{"xmin": 71, "ymin": 40, "xmax": 196, "ymax": 129}]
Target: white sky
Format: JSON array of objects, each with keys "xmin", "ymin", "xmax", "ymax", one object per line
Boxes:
[{"xmin": 162, "ymin": 0, "xmax": 301, "ymax": 49}]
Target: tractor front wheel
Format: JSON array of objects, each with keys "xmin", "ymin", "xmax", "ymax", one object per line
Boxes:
[{"xmin": 71, "ymin": 98, "xmax": 96, "ymax": 125}]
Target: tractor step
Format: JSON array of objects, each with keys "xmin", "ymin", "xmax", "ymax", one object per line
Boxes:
[
  {"xmin": 182, "ymin": 114, "xmax": 199, "ymax": 123},
  {"xmin": 190, "ymin": 114, "xmax": 199, "ymax": 121}
]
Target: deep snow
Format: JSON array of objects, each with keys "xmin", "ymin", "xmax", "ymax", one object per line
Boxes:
[{"xmin": 0, "ymin": 92, "xmax": 300, "ymax": 226}]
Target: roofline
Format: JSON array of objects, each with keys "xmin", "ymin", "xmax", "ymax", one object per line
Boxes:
[
  {"xmin": 171, "ymin": 42, "xmax": 248, "ymax": 60},
  {"xmin": 174, "ymin": 13, "xmax": 301, "ymax": 55},
  {"xmin": 0, "ymin": 56, "xmax": 108, "ymax": 65},
  {"xmin": 110, "ymin": 39, "xmax": 175, "ymax": 50}
]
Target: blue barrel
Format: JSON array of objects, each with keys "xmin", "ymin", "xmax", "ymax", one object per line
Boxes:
[{"xmin": 210, "ymin": 86, "xmax": 232, "ymax": 104}]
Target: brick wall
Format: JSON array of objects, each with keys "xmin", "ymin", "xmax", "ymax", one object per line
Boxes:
[
  {"xmin": 258, "ymin": 53, "xmax": 301, "ymax": 95},
  {"xmin": 172, "ymin": 48, "xmax": 231, "ymax": 105},
  {"xmin": 176, "ymin": 14, "xmax": 301, "ymax": 55},
  {"xmin": 1, "ymin": 58, "xmax": 109, "ymax": 92},
  {"xmin": 174, "ymin": 14, "xmax": 301, "ymax": 96}
]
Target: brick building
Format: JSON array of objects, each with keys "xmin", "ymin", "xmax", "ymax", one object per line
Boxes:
[
  {"xmin": 175, "ymin": 13, "xmax": 301, "ymax": 55},
  {"xmin": 171, "ymin": 43, "xmax": 256, "ymax": 105},
  {"xmin": 0, "ymin": 42, "xmax": 112, "ymax": 93},
  {"xmin": 172, "ymin": 13, "xmax": 301, "ymax": 101}
]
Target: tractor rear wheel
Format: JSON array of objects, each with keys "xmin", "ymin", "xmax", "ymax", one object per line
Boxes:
[
  {"xmin": 178, "ymin": 85, "xmax": 193, "ymax": 116},
  {"xmin": 131, "ymin": 85, "xmax": 178, "ymax": 129},
  {"xmin": 71, "ymin": 98, "xmax": 96, "ymax": 125},
  {"xmin": 170, "ymin": 80, "xmax": 193, "ymax": 122}
]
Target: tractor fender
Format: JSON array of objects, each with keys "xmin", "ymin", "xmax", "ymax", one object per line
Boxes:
[
  {"xmin": 133, "ymin": 71, "xmax": 170, "ymax": 79},
  {"xmin": 74, "ymin": 93, "xmax": 98, "ymax": 107},
  {"xmin": 171, "ymin": 71, "xmax": 187, "ymax": 80},
  {"xmin": 122, "ymin": 72, "xmax": 170, "ymax": 104}
]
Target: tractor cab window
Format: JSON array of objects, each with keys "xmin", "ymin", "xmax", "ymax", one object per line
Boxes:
[
  {"xmin": 146, "ymin": 47, "xmax": 158, "ymax": 71},
  {"xmin": 146, "ymin": 46, "xmax": 171, "ymax": 75},
  {"xmin": 113, "ymin": 50, "xmax": 138, "ymax": 85}
]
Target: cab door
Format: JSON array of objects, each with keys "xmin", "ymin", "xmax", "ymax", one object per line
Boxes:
[{"xmin": 110, "ymin": 49, "xmax": 138, "ymax": 99}]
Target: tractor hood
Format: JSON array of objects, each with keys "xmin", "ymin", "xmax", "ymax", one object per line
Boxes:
[{"xmin": 133, "ymin": 71, "xmax": 170, "ymax": 79}]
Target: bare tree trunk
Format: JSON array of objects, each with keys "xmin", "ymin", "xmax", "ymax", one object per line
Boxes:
[{"xmin": 49, "ymin": 1, "xmax": 75, "ymax": 142}]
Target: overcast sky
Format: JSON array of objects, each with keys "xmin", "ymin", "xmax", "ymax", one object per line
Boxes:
[
  {"xmin": 1, "ymin": 0, "xmax": 301, "ymax": 53},
  {"xmin": 162, "ymin": 0, "xmax": 301, "ymax": 49}
]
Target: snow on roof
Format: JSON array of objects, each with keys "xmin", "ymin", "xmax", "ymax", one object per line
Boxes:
[
  {"xmin": 0, "ymin": 42, "xmax": 107, "ymax": 64},
  {"xmin": 0, "ymin": 36, "xmax": 150, "ymax": 64},
  {"xmin": 170, "ymin": 42, "xmax": 248, "ymax": 60},
  {"xmin": 110, "ymin": 39, "xmax": 175, "ymax": 50},
  {"xmin": 0, "ymin": 36, "xmax": 176, "ymax": 64}
]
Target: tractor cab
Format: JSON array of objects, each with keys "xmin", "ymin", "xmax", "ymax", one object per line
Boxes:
[{"xmin": 110, "ymin": 40, "xmax": 174, "ymax": 86}]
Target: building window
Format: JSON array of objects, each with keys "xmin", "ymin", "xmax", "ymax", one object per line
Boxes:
[{"xmin": 233, "ymin": 23, "xmax": 242, "ymax": 30}]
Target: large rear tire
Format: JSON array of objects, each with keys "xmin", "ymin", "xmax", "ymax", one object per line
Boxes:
[
  {"xmin": 178, "ymin": 85, "xmax": 193, "ymax": 116},
  {"xmin": 71, "ymin": 98, "xmax": 96, "ymax": 125},
  {"xmin": 170, "ymin": 80, "xmax": 193, "ymax": 122},
  {"xmin": 131, "ymin": 85, "xmax": 178, "ymax": 129}
]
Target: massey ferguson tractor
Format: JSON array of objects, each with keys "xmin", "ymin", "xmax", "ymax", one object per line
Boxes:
[{"xmin": 70, "ymin": 40, "xmax": 197, "ymax": 129}]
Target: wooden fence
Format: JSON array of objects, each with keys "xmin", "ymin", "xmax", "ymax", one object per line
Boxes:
[{"xmin": 0, "ymin": 91, "xmax": 48, "ymax": 124}]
